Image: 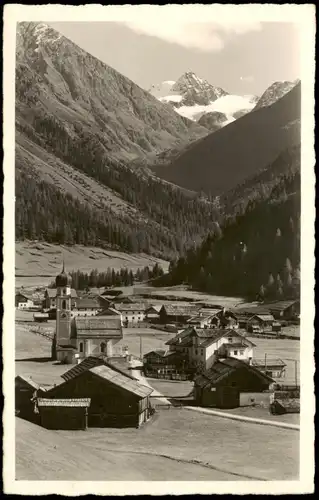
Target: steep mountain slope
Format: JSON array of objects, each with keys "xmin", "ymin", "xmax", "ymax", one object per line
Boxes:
[
  {"xmin": 149, "ymin": 72, "xmax": 258, "ymax": 125},
  {"xmin": 16, "ymin": 23, "xmax": 207, "ymax": 163},
  {"xmin": 198, "ymin": 112, "xmax": 228, "ymax": 132},
  {"xmin": 165, "ymin": 146, "xmax": 300, "ymax": 300},
  {"xmin": 152, "ymin": 82, "xmax": 301, "ymax": 195},
  {"xmin": 15, "ymin": 22, "xmax": 223, "ymax": 258},
  {"xmin": 254, "ymin": 79, "xmax": 300, "ymax": 110}
]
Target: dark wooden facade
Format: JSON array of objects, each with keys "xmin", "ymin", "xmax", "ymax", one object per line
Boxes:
[
  {"xmin": 194, "ymin": 359, "xmax": 274, "ymax": 409},
  {"xmin": 15, "ymin": 375, "xmax": 44, "ymax": 421},
  {"xmin": 45, "ymin": 369, "xmax": 152, "ymax": 428},
  {"xmin": 37, "ymin": 399, "xmax": 90, "ymax": 430}
]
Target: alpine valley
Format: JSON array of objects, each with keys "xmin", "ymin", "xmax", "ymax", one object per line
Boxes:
[{"xmin": 15, "ymin": 22, "xmax": 301, "ymax": 299}]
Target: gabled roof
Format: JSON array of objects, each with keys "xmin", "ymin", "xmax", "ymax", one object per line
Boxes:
[
  {"xmin": 45, "ymin": 288, "xmax": 77, "ymax": 298},
  {"xmin": 96, "ymin": 307, "xmax": 121, "ymax": 316},
  {"xmin": 252, "ymin": 358, "xmax": 286, "ymax": 368},
  {"xmin": 37, "ymin": 398, "xmax": 91, "ymax": 407},
  {"xmin": 75, "ymin": 298, "xmax": 101, "ymax": 309},
  {"xmin": 166, "ymin": 327, "xmax": 256, "ymax": 349},
  {"xmin": 114, "ymin": 303, "xmax": 147, "ymax": 312},
  {"xmin": 61, "ymin": 355, "xmax": 135, "ymax": 382},
  {"xmin": 248, "ymin": 314, "xmax": 275, "ymax": 322},
  {"xmin": 15, "ymin": 292, "xmax": 33, "ymax": 301},
  {"xmin": 89, "ymin": 365, "xmax": 152, "ymax": 398},
  {"xmin": 146, "ymin": 305, "xmax": 162, "ymax": 313},
  {"xmin": 144, "ymin": 349, "xmax": 182, "ymax": 359},
  {"xmin": 161, "ymin": 304, "xmax": 199, "ymax": 316},
  {"xmin": 195, "ymin": 358, "xmax": 274, "ymax": 389},
  {"xmin": 15, "ymin": 375, "xmax": 45, "ymax": 391},
  {"xmin": 268, "ymin": 300, "xmax": 300, "ymax": 311},
  {"xmin": 74, "ymin": 316, "xmax": 122, "ymax": 338}
]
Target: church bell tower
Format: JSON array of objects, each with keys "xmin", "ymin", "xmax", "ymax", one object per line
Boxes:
[{"xmin": 55, "ymin": 262, "xmax": 72, "ymax": 348}]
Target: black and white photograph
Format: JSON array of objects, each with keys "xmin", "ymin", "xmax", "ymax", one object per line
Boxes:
[{"xmin": 3, "ymin": 4, "xmax": 315, "ymax": 495}]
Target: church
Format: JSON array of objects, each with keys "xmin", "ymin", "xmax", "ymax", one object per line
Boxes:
[{"xmin": 52, "ymin": 265, "xmax": 123, "ymax": 364}]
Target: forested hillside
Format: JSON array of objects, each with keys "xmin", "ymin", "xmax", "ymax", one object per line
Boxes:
[{"xmin": 165, "ymin": 147, "xmax": 300, "ymax": 300}]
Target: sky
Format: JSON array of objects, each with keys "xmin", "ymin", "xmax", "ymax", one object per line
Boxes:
[{"xmin": 48, "ymin": 18, "xmax": 301, "ymax": 97}]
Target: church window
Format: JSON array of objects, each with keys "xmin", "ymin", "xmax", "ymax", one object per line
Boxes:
[
  {"xmin": 79, "ymin": 342, "xmax": 84, "ymax": 353},
  {"xmin": 100, "ymin": 342, "xmax": 106, "ymax": 353},
  {"xmin": 63, "ymin": 288, "xmax": 66, "ymax": 295},
  {"xmin": 62, "ymin": 300, "xmax": 66, "ymax": 310}
]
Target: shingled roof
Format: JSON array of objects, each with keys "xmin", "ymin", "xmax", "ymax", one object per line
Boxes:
[
  {"xmin": 61, "ymin": 356, "xmax": 135, "ymax": 382},
  {"xmin": 73, "ymin": 316, "xmax": 122, "ymax": 339},
  {"xmin": 75, "ymin": 298, "xmax": 101, "ymax": 310},
  {"xmin": 89, "ymin": 365, "xmax": 152, "ymax": 399},
  {"xmin": 161, "ymin": 304, "xmax": 199, "ymax": 316},
  {"xmin": 166, "ymin": 327, "xmax": 255, "ymax": 349},
  {"xmin": 195, "ymin": 358, "xmax": 274, "ymax": 389}
]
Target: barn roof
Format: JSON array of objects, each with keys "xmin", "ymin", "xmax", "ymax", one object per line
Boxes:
[
  {"xmin": 37, "ymin": 398, "xmax": 91, "ymax": 407},
  {"xmin": 89, "ymin": 365, "xmax": 152, "ymax": 398},
  {"xmin": 195, "ymin": 358, "xmax": 274, "ymax": 389},
  {"xmin": 248, "ymin": 314, "xmax": 275, "ymax": 322},
  {"xmin": 15, "ymin": 375, "xmax": 45, "ymax": 391},
  {"xmin": 61, "ymin": 356, "xmax": 135, "ymax": 382},
  {"xmin": 268, "ymin": 300, "xmax": 300, "ymax": 311},
  {"xmin": 146, "ymin": 305, "xmax": 162, "ymax": 313},
  {"xmin": 45, "ymin": 288, "xmax": 77, "ymax": 298},
  {"xmin": 74, "ymin": 316, "xmax": 122, "ymax": 339},
  {"xmin": 161, "ymin": 304, "xmax": 199, "ymax": 316},
  {"xmin": 251, "ymin": 358, "xmax": 286, "ymax": 368}
]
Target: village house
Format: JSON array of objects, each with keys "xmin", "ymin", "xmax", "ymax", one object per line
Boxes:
[
  {"xmin": 159, "ymin": 304, "xmax": 200, "ymax": 325},
  {"xmin": 251, "ymin": 358, "xmax": 287, "ymax": 379},
  {"xmin": 194, "ymin": 358, "xmax": 274, "ymax": 409},
  {"xmin": 246, "ymin": 313, "xmax": 275, "ymax": 333},
  {"xmin": 43, "ymin": 287, "xmax": 77, "ymax": 310},
  {"xmin": 189, "ymin": 309, "xmax": 239, "ymax": 329},
  {"xmin": 166, "ymin": 327, "xmax": 255, "ymax": 371},
  {"xmin": 145, "ymin": 305, "xmax": 162, "ymax": 322},
  {"xmin": 52, "ymin": 265, "xmax": 123, "ymax": 364},
  {"xmin": 15, "ymin": 292, "xmax": 34, "ymax": 310},
  {"xmin": 114, "ymin": 303, "xmax": 148, "ymax": 324},
  {"xmin": 36, "ymin": 398, "xmax": 91, "ymax": 430},
  {"xmin": 268, "ymin": 300, "xmax": 300, "ymax": 320},
  {"xmin": 71, "ymin": 297, "xmax": 102, "ymax": 317},
  {"xmin": 143, "ymin": 349, "xmax": 189, "ymax": 378},
  {"xmin": 43, "ymin": 363, "xmax": 153, "ymax": 428}
]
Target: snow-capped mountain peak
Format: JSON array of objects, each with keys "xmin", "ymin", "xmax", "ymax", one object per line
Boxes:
[{"xmin": 149, "ymin": 72, "xmax": 259, "ymax": 130}]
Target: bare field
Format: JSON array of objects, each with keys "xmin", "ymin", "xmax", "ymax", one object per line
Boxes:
[
  {"xmin": 15, "ymin": 241, "xmax": 169, "ymax": 288},
  {"xmin": 247, "ymin": 336, "xmax": 300, "ymax": 385}
]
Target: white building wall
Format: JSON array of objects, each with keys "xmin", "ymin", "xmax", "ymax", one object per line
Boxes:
[{"xmin": 122, "ymin": 311, "xmax": 146, "ymax": 323}]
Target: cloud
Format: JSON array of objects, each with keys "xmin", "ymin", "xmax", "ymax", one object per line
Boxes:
[
  {"xmin": 103, "ymin": 6, "xmax": 262, "ymax": 52},
  {"xmin": 240, "ymin": 75, "xmax": 255, "ymax": 83}
]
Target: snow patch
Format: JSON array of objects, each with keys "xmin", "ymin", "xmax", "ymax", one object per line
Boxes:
[
  {"xmin": 174, "ymin": 95, "xmax": 257, "ymax": 122},
  {"xmin": 159, "ymin": 95, "xmax": 183, "ymax": 103}
]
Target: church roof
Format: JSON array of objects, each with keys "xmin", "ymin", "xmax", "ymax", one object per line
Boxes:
[{"xmin": 73, "ymin": 316, "xmax": 122, "ymax": 339}]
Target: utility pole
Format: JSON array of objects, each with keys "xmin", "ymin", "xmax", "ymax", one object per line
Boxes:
[
  {"xmin": 140, "ymin": 335, "xmax": 142, "ymax": 360},
  {"xmin": 295, "ymin": 360, "xmax": 298, "ymax": 388},
  {"xmin": 264, "ymin": 353, "xmax": 267, "ymax": 372}
]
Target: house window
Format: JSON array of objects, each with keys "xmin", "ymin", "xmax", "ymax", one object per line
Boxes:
[
  {"xmin": 234, "ymin": 350, "xmax": 238, "ymax": 355},
  {"xmin": 201, "ymin": 349, "xmax": 204, "ymax": 355},
  {"xmin": 228, "ymin": 337, "xmax": 232, "ymax": 343},
  {"xmin": 239, "ymin": 350, "xmax": 244, "ymax": 355},
  {"xmin": 132, "ymin": 317, "xmax": 135, "ymax": 321},
  {"xmin": 100, "ymin": 342, "xmax": 106, "ymax": 353},
  {"xmin": 79, "ymin": 342, "xmax": 84, "ymax": 353},
  {"xmin": 195, "ymin": 349, "xmax": 198, "ymax": 355},
  {"xmin": 62, "ymin": 300, "xmax": 66, "ymax": 310}
]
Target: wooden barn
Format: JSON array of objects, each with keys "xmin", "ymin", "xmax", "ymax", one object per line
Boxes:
[
  {"xmin": 246, "ymin": 314, "xmax": 275, "ymax": 332},
  {"xmin": 159, "ymin": 304, "xmax": 199, "ymax": 324},
  {"xmin": 44, "ymin": 364, "xmax": 153, "ymax": 428},
  {"xmin": 194, "ymin": 358, "xmax": 274, "ymax": 409},
  {"xmin": 15, "ymin": 375, "xmax": 46, "ymax": 420},
  {"xmin": 37, "ymin": 398, "xmax": 91, "ymax": 430}
]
